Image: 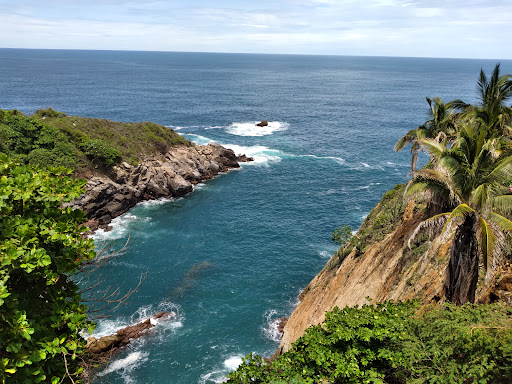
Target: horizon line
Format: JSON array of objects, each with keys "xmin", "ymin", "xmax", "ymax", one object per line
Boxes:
[{"xmin": 0, "ymin": 47, "xmax": 510, "ymax": 62}]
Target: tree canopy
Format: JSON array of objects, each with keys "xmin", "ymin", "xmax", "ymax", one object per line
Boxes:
[{"xmin": 0, "ymin": 155, "xmax": 96, "ymax": 383}]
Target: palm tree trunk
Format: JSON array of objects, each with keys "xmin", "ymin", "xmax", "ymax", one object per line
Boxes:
[{"xmin": 445, "ymin": 215, "xmax": 479, "ymax": 305}]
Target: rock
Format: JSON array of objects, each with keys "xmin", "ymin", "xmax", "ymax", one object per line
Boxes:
[
  {"xmin": 86, "ymin": 312, "xmax": 176, "ymax": 355},
  {"xmin": 69, "ymin": 143, "xmax": 250, "ymax": 230},
  {"xmin": 236, "ymin": 154, "xmax": 254, "ymax": 163},
  {"xmin": 256, "ymin": 120, "xmax": 268, "ymax": 127},
  {"xmin": 277, "ymin": 317, "xmax": 288, "ymax": 334}
]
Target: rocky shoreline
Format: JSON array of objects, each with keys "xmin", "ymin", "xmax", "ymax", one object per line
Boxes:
[{"xmin": 68, "ymin": 143, "xmax": 252, "ymax": 231}]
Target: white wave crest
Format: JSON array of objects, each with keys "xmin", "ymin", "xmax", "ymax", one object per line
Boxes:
[
  {"xmin": 138, "ymin": 197, "xmax": 173, "ymax": 207},
  {"xmin": 179, "ymin": 133, "xmax": 214, "ymax": 145},
  {"xmin": 300, "ymin": 154, "xmax": 346, "ymax": 165},
  {"xmin": 90, "ymin": 301, "xmax": 183, "ymax": 339},
  {"xmin": 318, "ymin": 250, "xmax": 331, "ymax": 258},
  {"xmin": 224, "ymin": 356, "xmax": 243, "ymax": 370},
  {"xmin": 90, "ymin": 213, "xmax": 138, "ymax": 242},
  {"xmin": 98, "ymin": 351, "xmax": 149, "ymax": 379},
  {"xmin": 223, "ymin": 144, "xmax": 285, "ymax": 166},
  {"xmin": 225, "ymin": 121, "xmax": 289, "ymax": 136},
  {"xmin": 198, "ymin": 370, "xmax": 226, "ymax": 384},
  {"xmin": 262, "ymin": 309, "xmax": 284, "ymax": 342}
]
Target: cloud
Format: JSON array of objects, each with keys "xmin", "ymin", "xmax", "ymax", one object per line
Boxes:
[{"xmin": 0, "ymin": 0, "xmax": 511, "ymax": 59}]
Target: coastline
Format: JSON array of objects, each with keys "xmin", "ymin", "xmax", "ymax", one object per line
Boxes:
[{"xmin": 68, "ymin": 142, "xmax": 252, "ymax": 232}]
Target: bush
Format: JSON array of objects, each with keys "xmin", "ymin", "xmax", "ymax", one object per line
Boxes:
[
  {"xmin": 80, "ymin": 138, "xmax": 121, "ymax": 167},
  {"xmin": 0, "ymin": 155, "xmax": 96, "ymax": 383},
  {"xmin": 227, "ymin": 301, "xmax": 512, "ymax": 383},
  {"xmin": 34, "ymin": 107, "xmax": 67, "ymax": 118}
]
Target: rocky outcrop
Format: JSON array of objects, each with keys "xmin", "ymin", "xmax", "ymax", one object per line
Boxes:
[
  {"xmin": 87, "ymin": 312, "xmax": 175, "ymax": 355},
  {"xmin": 256, "ymin": 120, "xmax": 268, "ymax": 127},
  {"xmin": 277, "ymin": 198, "xmax": 510, "ymax": 354},
  {"xmin": 69, "ymin": 143, "xmax": 252, "ymax": 230}
]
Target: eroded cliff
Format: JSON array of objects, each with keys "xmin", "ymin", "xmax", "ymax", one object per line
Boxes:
[{"xmin": 278, "ymin": 183, "xmax": 512, "ymax": 354}]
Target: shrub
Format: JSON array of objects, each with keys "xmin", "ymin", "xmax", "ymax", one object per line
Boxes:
[
  {"xmin": 227, "ymin": 301, "xmax": 512, "ymax": 383},
  {"xmin": 80, "ymin": 138, "xmax": 121, "ymax": 167},
  {"xmin": 0, "ymin": 154, "xmax": 96, "ymax": 383},
  {"xmin": 34, "ymin": 107, "xmax": 67, "ymax": 118}
]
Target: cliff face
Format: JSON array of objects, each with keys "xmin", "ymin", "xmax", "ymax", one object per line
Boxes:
[
  {"xmin": 69, "ymin": 143, "xmax": 251, "ymax": 230},
  {"xmin": 278, "ymin": 188, "xmax": 512, "ymax": 354}
]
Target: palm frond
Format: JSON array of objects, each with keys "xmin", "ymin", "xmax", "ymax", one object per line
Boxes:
[
  {"xmin": 417, "ymin": 138, "xmax": 446, "ymax": 158},
  {"xmin": 485, "ymin": 211, "xmax": 512, "ymax": 235},
  {"xmin": 469, "ymin": 184, "xmax": 489, "ymax": 210},
  {"xmin": 484, "ymin": 155, "xmax": 512, "ymax": 185},
  {"xmin": 478, "ymin": 217, "xmax": 497, "ymax": 272},
  {"xmin": 487, "ymin": 195, "xmax": 512, "ymax": 216},
  {"xmin": 441, "ymin": 204, "xmax": 475, "ymax": 237},
  {"xmin": 407, "ymin": 212, "xmax": 450, "ymax": 249},
  {"xmin": 394, "ymin": 129, "xmax": 418, "ymax": 152}
]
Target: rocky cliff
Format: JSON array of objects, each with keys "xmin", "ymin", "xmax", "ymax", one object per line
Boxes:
[
  {"xmin": 68, "ymin": 143, "xmax": 251, "ymax": 230},
  {"xmin": 278, "ymin": 184, "xmax": 512, "ymax": 354}
]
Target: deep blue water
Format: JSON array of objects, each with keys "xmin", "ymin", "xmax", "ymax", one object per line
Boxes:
[{"xmin": 1, "ymin": 49, "xmax": 511, "ymax": 383}]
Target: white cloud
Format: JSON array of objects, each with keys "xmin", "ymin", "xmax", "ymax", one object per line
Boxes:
[{"xmin": 0, "ymin": 1, "xmax": 511, "ymax": 59}]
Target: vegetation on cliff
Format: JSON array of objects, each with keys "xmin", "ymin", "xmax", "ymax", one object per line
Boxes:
[
  {"xmin": 0, "ymin": 155, "xmax": 96, "ymax": 383},
  {"xmin": 232, "ymin": 64, "xmax": 512, "ymax": 382},
  {"xmin": 228, "ymin": 301, "xmax": 512, "ymax": 383},
  {"xmin": 397, "ymin": 64, "xmax": 512, "ymax": 305},
  {"xmin": 0, "ymin": 108, "xmax": 191, "ymax": 173}
]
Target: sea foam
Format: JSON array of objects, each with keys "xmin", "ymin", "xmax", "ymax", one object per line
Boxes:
[
  {"xmin": 223, "ymin": 144, "xmax": 285, "ymax": 166},
  {"xmin": 262, "ymin": 309, "xmax": 284, "ymax": 342},
  {"xmin": 225, "ymin": 121, "xmax": 289, "ymax": 136},
  {"xmin": 98, "ymin": 351, "xmax": 148, "ymax": 377},
  {"xmin": 179, "ymin": 133, "xmax": 214, "ymax": 145}
]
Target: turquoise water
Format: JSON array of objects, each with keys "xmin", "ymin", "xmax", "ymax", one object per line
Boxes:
[{"xmin": 1, "ymin": 49, "xmax": 511, "ymax": 383}]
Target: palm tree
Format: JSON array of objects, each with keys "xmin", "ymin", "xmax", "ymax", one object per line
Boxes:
[
  {"xmin": 406, "ymin": 125, "xmax": 512, "ymax": 304},
  {"xmin": 395, "ymin": 97, "xmax": 458, "ymax": 172},
  {"xmin": 451, "ymin": 63, "xmax": 512, "ymax": 138}
]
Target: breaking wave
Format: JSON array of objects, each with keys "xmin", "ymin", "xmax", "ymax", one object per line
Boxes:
[{"xmin": 225, "ymin": 121, "xmax": 289, "ymax": 137}]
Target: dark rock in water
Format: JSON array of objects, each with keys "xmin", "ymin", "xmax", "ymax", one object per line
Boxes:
[
  {"xmin": 86, "ymin": 312, "xmax": 175, "ymax": 355},
  {"xmin": 236, "ymin": 154, "xmax": 254, "ymax": 163},
  {"xmin": 277, "ymin": 316, "xmax": 288, "ymax": 334},
  {"xmin": 256, "ymin": 120, "xmax": 268, "ymax": 127},
  {"xmin": 68, "ymin": 143, "xmax": 252, "ymax": 230}
]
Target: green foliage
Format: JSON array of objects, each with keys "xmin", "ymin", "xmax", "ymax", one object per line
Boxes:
[
  {"xmin": 80, "ymin": 138, "xmax": 121, "ymax": 167},
  {"xmin": 354, "ymin": 184, "xmax": 407, "ymax": 257},
  {"xmin": 0, "ymin": 113, "xmax": 79, "ymax": 170},
  {"xmin": 36, "ymin": 114, "xmax": 192, "ymax": 167},
  {"xmin": 227, "ymin": 301, "xmax": 512, "ymax": 384},
  {"xmin": 34, "ymin": 107, "xmax": 67, "ymax": 118},
  {"xmin": 0, "ymin": 108, "xmax": 191, "ymax": 174},
  {"xmin": 331, "ymin": 225, "xmax": 353, "ymax": 246},
  {"xmin": 0, "ymin": 155, "xmax": 96, "ymax": 383}
]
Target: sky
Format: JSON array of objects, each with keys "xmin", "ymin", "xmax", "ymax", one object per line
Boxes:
[{"xmin": 1, "ymin": 0, "xmax": 511, "ymax": 59}]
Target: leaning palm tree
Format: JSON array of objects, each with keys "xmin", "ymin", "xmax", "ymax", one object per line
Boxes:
[
  {"xmin": 395, "ymin": 97, "xmax": 458, "ymax": 172},
  {"xmin": 406, "ymin": 124, "xmax": 512, "ymax": 305}
]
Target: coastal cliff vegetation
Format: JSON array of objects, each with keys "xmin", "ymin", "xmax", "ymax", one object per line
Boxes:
[
  {"xmin": 230, "ymin": 64, "xmax": 512, "ymax": 382},
  {"xmin": 0, "ymin": 108, "xmax": 191, "ymax": 174},
  {"xmin": 1, "ymin": 64, "xmax": 512, "ymax": 383},
  {"xmin": 0, "ymin": 109, "xmax": 246, "ymax": 382}
]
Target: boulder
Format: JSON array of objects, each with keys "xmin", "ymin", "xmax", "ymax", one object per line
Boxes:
[{"xmin": 256, "ymin": 120, "xmax": 268, "ymax": 127}]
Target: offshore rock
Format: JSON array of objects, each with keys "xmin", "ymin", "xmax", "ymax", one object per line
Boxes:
[
  {"xmin": 69, "ymin": 143, "xmax": 252, "ymax": 230},
  {"xmin": 256, "ymin": 120, "xmax": 268, "ymax": 127},
  {"xmin": 86, "ymin": 312, "xmax": 175, "ymax": 355}
]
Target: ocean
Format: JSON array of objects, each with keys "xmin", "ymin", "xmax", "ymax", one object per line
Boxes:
[{"xmin": 1, "ymin": 49, "xmax": 510, "ymax": 383}]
